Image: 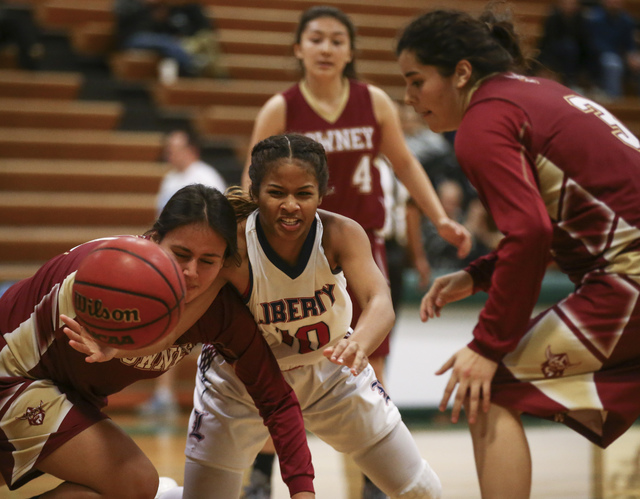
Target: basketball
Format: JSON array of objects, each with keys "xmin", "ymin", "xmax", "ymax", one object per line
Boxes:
[{"xmin": 72, "ymin": 236, "xmax": 186, "ymax": 350}]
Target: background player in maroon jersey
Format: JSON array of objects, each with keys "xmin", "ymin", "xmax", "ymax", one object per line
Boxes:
[
  {"xmin": 0, "ymin": 185, "xmax": 314, "ymax": 499},
  {"xmin": 239, "ymin": 7, "xmax": 470, "ymax": 498},
  {"xmin": 397, "ymin": 8, "xmax": 640, "ymax": 499}
]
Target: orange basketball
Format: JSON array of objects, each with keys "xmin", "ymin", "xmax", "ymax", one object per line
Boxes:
[{"xmin": 72, "ymin": 236, "xmax": 185, "ymax": 350}]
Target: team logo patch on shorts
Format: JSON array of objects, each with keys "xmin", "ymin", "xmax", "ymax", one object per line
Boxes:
[
  {"xmin": 541, "ymin": 345, "xmax": 581, "ymax": 378},
  {"xmin": 16, "ymin": 400, "xmax": 46, "ymax": 426},
  {"xmin": 371, "ymin": 380, "xmax": 391, "ymax": 405}
]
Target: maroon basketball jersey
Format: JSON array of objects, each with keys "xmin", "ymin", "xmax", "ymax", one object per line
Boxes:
[
  {"xmin": 283, "ymin": 80, "xmax": 383, "ymax": 230},
  {"xmin": 455, "ymin": 73, "xmax": 640, "ymax": 359}
]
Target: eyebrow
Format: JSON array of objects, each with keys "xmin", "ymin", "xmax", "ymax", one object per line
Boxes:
[
  {"xmin": 172, "ymin": 245, "xmax": 223, "ymax": 258},
  {"xmin": 403, "ymin": 70, "xmax": 419, "ymax": 78}
]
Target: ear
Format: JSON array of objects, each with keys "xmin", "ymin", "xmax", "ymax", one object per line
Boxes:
[
  {"xmin": 293, "ymin": 43, "xmax": 303, "ymax": 60},
  {"xmin": 454, "ymin": 60, "xmax": 473, "ymax": 89}
]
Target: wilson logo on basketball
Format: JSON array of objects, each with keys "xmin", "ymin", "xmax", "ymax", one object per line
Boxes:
[{"xmin": 74, "ymin": 291, "xmax": 141, "ymax": 323}]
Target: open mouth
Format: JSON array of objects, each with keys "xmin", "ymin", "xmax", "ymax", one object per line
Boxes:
[{"xmin": 279, "ymin": 217, "xmax": 301, "ymax": 230}]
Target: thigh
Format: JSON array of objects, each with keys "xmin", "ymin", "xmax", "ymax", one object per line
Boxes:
[
  {"xmin": 502, "ymin": 271, "xmax": 640, "ymax": 379},
  {"xmin": 0, "ymin": 378, "xmax": 108, "ymax": 490},
  {"xmin": 186, "ymin": 355, "xmax": 268, "ymax": 472},
  {"xmin": 38, "ymin": 419, "xmax": 158, "ymax": 498},
  {"xmin": 292, "ymin": 362, "xmax": 401, "ymax": 454},
  {"xmin": 494, "ymin": 272, "xmax": 640, "ymax": 446}
]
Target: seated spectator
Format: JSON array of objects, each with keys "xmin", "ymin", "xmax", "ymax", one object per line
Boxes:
[
  {"xmin": 407, "ymin": 180, "xmax": 501, "ymax": 279},
  {"xmin": 114, "ymin": 0, "xmax": 227, "ymax": 78},
  {"xmin": 537, "ymin": 0, "xmax": 593, "ymax": 91},
  {"xmin": 584, "ymin": 0, "xmax": 640, "ymax": 99},
  {"xmin": 0, "ymin": 1, "xmax": 42, "ymax": 70}
]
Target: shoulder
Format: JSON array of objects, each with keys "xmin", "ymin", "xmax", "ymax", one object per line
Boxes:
[
  {"xmin": 259, "ymin": 93, "xmax": 286, "ymax": 118},
  {"xmin": 319, "ymin": 210, "xmax": 366, "ymax": 244},
  {"xmin": 253, "ymin": 94, "xmax": 286, "ymax": 133},
  {"xmin": 366, "ymin": 84, "xmax": 396, "ymax": 125}
]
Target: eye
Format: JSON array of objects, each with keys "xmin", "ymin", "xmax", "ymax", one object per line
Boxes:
[
  {"xmin": 267, "ymin": 189, "xmax": 284, "ymax": 197},
  {"xmin": 173, "ymin": 251, "xmax": 189, "ymax": 261}
]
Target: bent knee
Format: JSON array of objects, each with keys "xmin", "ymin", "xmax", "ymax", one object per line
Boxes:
[
  {"xmin": 395, "ymin": 460, "xmax": 442, "ymax": 499},
  {"xmin": 108, "ymin": 459, "xmax": 159, "ymax": 499}
]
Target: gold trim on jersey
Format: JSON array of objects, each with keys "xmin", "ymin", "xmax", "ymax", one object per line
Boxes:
[
  {"xmin": 535, "ymin": 155, "xmax": 564, "ymax": 220},
  {"xmin": 607, "ymin": 251, "xmax": 640, "ymax": 276},
  {"xmin": 299, "ymin": 78, "xmax": 350, "ymax": 124},
  {"xmin": 536, "ymin": 154, "xmax": 640, "ymax": 265}
]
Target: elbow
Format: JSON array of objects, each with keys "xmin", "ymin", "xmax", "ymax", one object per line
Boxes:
[{"xmin": 509, "ymin": 219, "xmax": 553, "ymax": 260}]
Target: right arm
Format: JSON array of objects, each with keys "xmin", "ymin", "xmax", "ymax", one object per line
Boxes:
[
  {"xmin": 63, "ymin": 277, "xmax": 226, "ymax": 361},
  {"xmin": 240, "ymin": 94, "xmax": 287, "ymax": 190}
]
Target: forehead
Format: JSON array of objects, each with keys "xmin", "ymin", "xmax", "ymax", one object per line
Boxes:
[
  {"xmin": 264, "ymin": 159, "xmax": 319, "ymax": 183},
  {"xmin": 302, "ymin": 16, "xmax": 349, "ymax": 36},
  {"xmin": 398, "ymin": 50, "xmax": 421, "ymax": 71}
]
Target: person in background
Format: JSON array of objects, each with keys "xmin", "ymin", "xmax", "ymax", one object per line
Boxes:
[
  {"xmin": 239, "ymin": 9, "xmax": 471, "ymax": 496},
  {"xmin": 536, "ymin": 0, "xmax": 593, "ymax": 91},
  {"xmin": 398, "ymin": 7, "xmax": 640, "ymax": 498},
  {"xmin": 143, "ymin": 130, "xmax": 228, "ymax": 417},
  {"xmin": 157, "ymin": 130, "xmax": 227, "ymax": 216},
  {"xmin": 398, "ymin": 103, "xmax": 485, "ymax": 288},
  {"xmin": 114, "ymin": 0, "xmax": 226, "ymax": 78},
  {"xmin": 0, "ymin": 0, "xmax": 42, "ymax": 70},
  {"xmin": 584, "ymin": 0, "xmax": 640, "ymax": 99}
]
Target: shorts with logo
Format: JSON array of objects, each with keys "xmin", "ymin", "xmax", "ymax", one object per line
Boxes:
[
  {"xmin": 0, "ymin": 376, "xmax": 107, "ymax": 490},
  {"xmin": 186, "ymin": 355, "xmax": 401, "ymax": 472},
  {"xmin": 492, "ymin": 271, "xmax": 640, "ymax": 448}
]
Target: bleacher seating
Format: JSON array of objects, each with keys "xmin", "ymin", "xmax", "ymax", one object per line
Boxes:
[
  {"xmin": 0, "ymin": 67, "xmax": 164, "ymax": 282},
  {"xmin": 5, "ymin": 0, "xmax": 640, "ymax": 285}
]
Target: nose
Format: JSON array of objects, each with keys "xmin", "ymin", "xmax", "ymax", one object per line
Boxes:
[
  {"xmin": 404, "ymin": 87, "xmax": 415, "ymax": 106},
  {"xmin": 282, "ymin": 195, "xmax": 299, "ymax": 212},
  {"xmin": 320, "ymin": 39, "xmax": 332, "ymax": 53},
  {"xmin": 182, "ymin": 259, "xmax": 197, "ymax": 278}
]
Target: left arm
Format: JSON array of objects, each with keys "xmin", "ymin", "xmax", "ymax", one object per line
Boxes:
[
  {"xmin": 370, "ymin": 85, "xmax": 472, "ymax": 258},
  {"xmin": 320, "ymin": 212, "xmax": 395, "ymax": 373}
]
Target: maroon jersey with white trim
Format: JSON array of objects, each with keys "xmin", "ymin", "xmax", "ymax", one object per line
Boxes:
[
  {"xmin": 0, "ymin": 237, "xmax": 313, "ymax": 492},
  {"xmin": 283, "ymin": 80, "xmax": 384, "ymax": 230},
  {"xmin": 455, "ymin": 73, "xmax": 640, "ymax": 361}
]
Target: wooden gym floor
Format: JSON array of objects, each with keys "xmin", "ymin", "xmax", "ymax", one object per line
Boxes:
[{"xmin": 5, "ymin": 305, "xmax": 640, "ymax": 498}]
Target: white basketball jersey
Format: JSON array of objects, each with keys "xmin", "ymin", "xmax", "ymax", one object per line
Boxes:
[{"xmin": 245, "ymin": 211, "xmax": 352, "ymax": 370}]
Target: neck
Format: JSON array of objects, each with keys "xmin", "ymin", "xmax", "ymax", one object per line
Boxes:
[{"xmin": 301, "ymin": 75, "xmax": 347, "ymax": 101}]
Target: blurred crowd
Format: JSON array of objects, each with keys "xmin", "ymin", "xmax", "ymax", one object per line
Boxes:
[{"xmin": 536, "ymin": 0, "xmax": 640, "ymax": 100}]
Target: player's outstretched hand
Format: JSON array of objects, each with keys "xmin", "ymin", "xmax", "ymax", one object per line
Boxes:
[
  {"xmin": 323, "ymin": 338, "xmax": 368, "ymax": 376},
  {"xmin": 436, "ymin": 346, "xmax": 498, "ymax": 424},
  {"xmin": 436, "ymin": 218, "xmax": 472, "ymax": 258},
  {"xmin": 60, "ymin": 314, "xmax": 117, "ymax": 363},
  {"xmin": 420, "ymin": 270, "xmax": 474, "ymax": 322}
]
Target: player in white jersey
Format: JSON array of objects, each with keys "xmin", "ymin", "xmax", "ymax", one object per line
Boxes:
[{"xmin": 159, "ymin": 135, "xmax": 442, "ymax": 499}]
